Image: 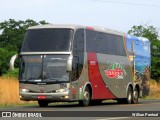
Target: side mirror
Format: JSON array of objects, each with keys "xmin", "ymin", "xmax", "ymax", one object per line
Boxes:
[
  {"xmin": 10, "ymin": 54, "xmax": 18, "ymax": 70},
  {"xmin": 66, "ymin": 54, "xmax": 73, "ymax": 72}
]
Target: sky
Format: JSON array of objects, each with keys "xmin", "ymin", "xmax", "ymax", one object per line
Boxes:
[{"xmin": 0, "ymin": 0, "xmax": 160, "ymax": 33}]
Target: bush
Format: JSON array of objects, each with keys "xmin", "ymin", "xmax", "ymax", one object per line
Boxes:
[
  {"xmin": 0, "ymin": 48, "xmax": 17, "ymax": 75},
  {"xmin": 3, "ymin": 68, "xmax": 19, "ymax": 78}
]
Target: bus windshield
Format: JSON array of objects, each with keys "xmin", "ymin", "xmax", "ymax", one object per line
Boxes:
[
  {"xmin": 20, "ymin": 55, "xmax": 69, "ymax": 83},
  {"xmin": 21, "ymin": 29, "xmax": 73, "ymax": 52}
]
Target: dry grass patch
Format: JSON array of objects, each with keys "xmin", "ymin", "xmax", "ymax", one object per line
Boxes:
[
  {"xmin": 0, "ymin": 77, "xmax": 35, "ymax": 107},
  {"xmin": 149, "ymin": 80, "xmax": 160, "ymax": 98}
]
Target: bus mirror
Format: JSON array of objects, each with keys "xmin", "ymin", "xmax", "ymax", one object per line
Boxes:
[
  {"xmin": 10, "ymin": 54, "xmax": 18, "ymax": 70},
  {"xmin": 67, "ymin": 55, "xmax": 73, "ymax": 72}
]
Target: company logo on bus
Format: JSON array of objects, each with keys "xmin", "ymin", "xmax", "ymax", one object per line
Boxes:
[{"xmin": 104, "ymin": 61, "xmax": 126, "ymax": 79}]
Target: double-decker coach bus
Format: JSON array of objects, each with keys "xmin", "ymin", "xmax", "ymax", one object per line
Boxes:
[{"xmin": 10, "ymin": 24, "xmax": 150, "ymax": 107}]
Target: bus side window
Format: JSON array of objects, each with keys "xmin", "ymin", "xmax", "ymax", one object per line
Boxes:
[
  {"xmin": 72, "ymin": 29, "xmax": 84, "ymax": 81},
  {"xmin": 106, "ymin": 34, "xmax": 117, "ymax": 55},
  {"xmin": 86, "ymin": 30, "xmax": 96, "ymax": 52},
  {"xmin": 116, "ymin": 35, "xmax": 126, "ymax": 56},
  {"xmin": 96, "ymin": 32, "xmax": 107, "ymax": 54}
]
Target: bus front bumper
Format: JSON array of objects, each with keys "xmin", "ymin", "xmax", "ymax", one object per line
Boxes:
[{"xmin": 19, "ymin": 91, "xmax": 72, "ymax": 101}]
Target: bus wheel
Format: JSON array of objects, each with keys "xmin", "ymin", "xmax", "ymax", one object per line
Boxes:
[
  {"xmin": 79, "ymin": 87, "xmax": 91, "ymax": 106},
  {"xmin": 126, "ymin": 86, "xmax": 133, "ymax": 104},
  {"xmin": 38, "ymin": 100, "xmax": 48, "ymax": 107},
  {"xmin": 132, "ymin": 87, "xmax": 139, "ymax": 104}
]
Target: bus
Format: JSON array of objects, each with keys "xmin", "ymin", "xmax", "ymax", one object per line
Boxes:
[{"xmin": 10, "ymin": 24, "xmax": 150, "ymax": 107}]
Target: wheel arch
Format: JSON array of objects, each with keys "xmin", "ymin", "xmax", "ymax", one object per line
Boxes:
[
  {"xmin": 134, "ymin": 84, "xmax": 140, "ymax": 97},
  {"xmin": 83, "ymin": 82, "xmax": 92, "ymax": 99},
  {"xmin": 126, "ymin": 82, "xmax": 133, "ymax": 96}
]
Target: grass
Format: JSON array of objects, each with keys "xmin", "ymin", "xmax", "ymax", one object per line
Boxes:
[
  {"xmin": 146, "ymin": 79, "xmax": 160, "ymax": 99},
  {"xmin": 0, "ymin": 77, "xmax": 160, "ymax": 108},
  {"xmin": 0, "ymin": 77, "xmax": 20, "ymax": 105},
  {"xmin": 0, "ymin": 77, "xmax": 36, "ymax": 108}
]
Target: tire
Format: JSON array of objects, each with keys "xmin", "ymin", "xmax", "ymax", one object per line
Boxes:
[
  {"xmin": 38, "ymin": 101, "xmax": 49, "ymax": 107},
  {"xmin": 117, "ymin": 87, "xmax": 133, "ymax": 104},
  {"xmin": 126, "ymin": 86, "xmax": 133, "ymax": 104},
  {"xmin": 132, "ymin": 87, "xmax": 139, "ymax": 104},
  {"xmin": 79, "ymin": 87, "xmax": 91, "ymax": 106}
]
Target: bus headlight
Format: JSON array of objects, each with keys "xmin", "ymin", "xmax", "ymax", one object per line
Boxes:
[
  {"xmin": 56, "ymin": 88, "xmax": 69, "ymax": 93},
  {"xmin": 21, "ymin": 88, "xmax": 29, "ymax": 92}
]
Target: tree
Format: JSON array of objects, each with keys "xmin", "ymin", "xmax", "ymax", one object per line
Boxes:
[
  {"xmin": 0, "ymin": 19, "xmax": 48, "ymax": 51},
  {"xmin": 128, "ymin": 25, "xmax": 158, "ymax": 41},
  {"xmin": 128, "ymin": 25, "xmax": 160, "ymax": 81},
  {"xmin": 0, "ymin": 19, "xmax": 49, "ymax": 75}
]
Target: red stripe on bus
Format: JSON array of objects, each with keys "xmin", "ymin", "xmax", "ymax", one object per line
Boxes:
[
  {"xmin": 88, "ymin": 52, "xmax": 116, "ymax": 99},
  {"xmin": 86, "ymin": 26, "xmax": 94, "ymax": 30},
  {"xmin": 71, "ymin": 88, "xmax": 77, "ymax": 94}
]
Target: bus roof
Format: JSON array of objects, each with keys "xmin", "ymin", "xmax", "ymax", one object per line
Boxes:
[
  {"xmin": 28, "ymin": 24, "xmax": 124, "ymax": 36},
  {"xmin": 127, "ymin": 34, "xmax": 150, "ymax": 42}
]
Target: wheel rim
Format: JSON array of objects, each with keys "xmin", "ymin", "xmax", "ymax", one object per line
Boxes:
[
  {"xmin": 128, "ymin": 92, "xmax": 132, "ymax": 102},
  {"xmin": 134, "ymin": 90, "xmax": 138, "ymax": 100},
  {"xmin": 84, "ymin": 91, "xmax": 90, "ymax": 102}
]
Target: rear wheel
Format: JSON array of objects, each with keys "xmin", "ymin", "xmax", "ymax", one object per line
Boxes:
[
  {"xmin": 79, "ymin": 87, "xmax": 91, "ymax": 106},
  {"xmin": 126, "ymin": 86, "xmax": 133, "ymax": 104},
  {"xmin": 38, "ymin": 101, "xmax": 49, "ymax": 107},
  {"xmin": 132, "ymin": 87, "xmax": 139, "ymax": 104},
  {"xmin": 117, "ymin": 86, "xmax": 133, "ymax": 104}
]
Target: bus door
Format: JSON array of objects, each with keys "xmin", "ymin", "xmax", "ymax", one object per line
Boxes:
[{"xmin": 71, "ymin": 29, "xmax": 85, "ymax": 99}]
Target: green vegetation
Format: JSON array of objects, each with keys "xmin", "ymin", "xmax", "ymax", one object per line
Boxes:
[
  {"xmin": 0, "ymin": 19, "xmax": 48, "ymax": 76},
  {"xmin": 2, "ymin": 69, "xmax": 19, "ymax": 78}
]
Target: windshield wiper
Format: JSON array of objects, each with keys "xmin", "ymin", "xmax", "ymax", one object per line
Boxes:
[
  {"xmin": 24, "ymin": 78, "xmax": 41, "ymax": 83},
  {"xmin": 44, "ymin": 78, "xmax": 59, "ymax": 81},
  {"xmin": 43, "ymin": 77, "xmax": 69, "ymax": 83}
]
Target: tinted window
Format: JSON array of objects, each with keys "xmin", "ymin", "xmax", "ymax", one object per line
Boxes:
[
  {"xmin": 72, "ymin": 29, "xmax": 84, "ymax": 81},
  {"xmin": 106, "ymin": 34, "xmax": 126, "ymax": 56},
  {"xmin": 21, "ymin": 29, "xmax": 73, "ymax": 52},
  {"xmin": 86, "ymin": 30, "xmax": 126, "ymax": 56},
  {"xmin": 86, "ymin": 30, "xmax": 96, "ymax": 52},
  {"xmin": 116, "ymin": 35, "xmax": 126, "ymax": 56},
  {"xmin": 106, "ymin": 34, "xmax": 117, "ymax": 55},
  {"xmin": 96, "ymin": 32, "xmax": 107, "ymax": 53}
]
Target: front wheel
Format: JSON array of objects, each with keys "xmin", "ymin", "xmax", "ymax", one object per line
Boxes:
[
  {"xmin": 38, "ymin": 101, "xmax": 49, "ymax": 107},
  {"xmin": 79, "ymin": 87, "xmax": 91, "ymax": 106}
]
